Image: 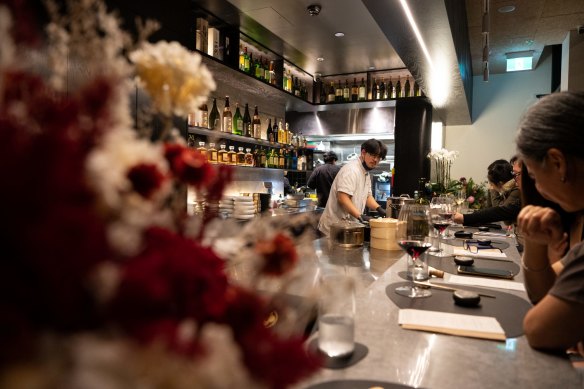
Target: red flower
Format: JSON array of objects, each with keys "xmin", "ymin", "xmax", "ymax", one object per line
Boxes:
[
  {"xmin": 255, "ymin": 233, "xmax": 298, "ymax": 276},
  {"xmin": 110, "ymin": 227, "xmax": 228, "ymax": 354},
  {"xmin": 127, "ymin": 163, "xmax": 167, "ymax": 199},
  {"xmin": 164, "ymin": 143, "xmax": 216, "ymax": 188}
]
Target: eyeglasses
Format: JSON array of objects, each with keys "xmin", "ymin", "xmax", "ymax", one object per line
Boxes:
[
  {"xmin": 512, "ymin": 171, "xmax": 522, "ymax": 178},
  {"xmin": 462, "ymin": 240, "xmax": 503, "ymax": 254}
]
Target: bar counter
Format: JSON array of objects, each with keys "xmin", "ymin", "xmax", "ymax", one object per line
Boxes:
[{"xmin": 295, "ymin": 234, "xmax": 584, "ymax": 389}]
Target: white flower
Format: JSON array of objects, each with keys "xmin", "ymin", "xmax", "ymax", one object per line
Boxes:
[{"xmin": 130, "ymin": 41, "xmax": 216, "ymax": 117}]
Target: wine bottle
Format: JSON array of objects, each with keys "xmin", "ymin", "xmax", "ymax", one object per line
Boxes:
[
  {"xmin": 232, "ymin": 102, "xmax": 243, "ymax": 135},
  {"xmin": 379, "ymin": 78, "xmax": 386, "ymax": 100},
  {"xmin": 414, "ymin": 80, "xmax": 420, "ymax": 97},
  {"xmin": 404, "ymin": 77, "xmax": 411, "ymax": 98},
  {"xmin": 243, "ymin": 47, "xmax": 250, "ymax": 73},
  {"xmin": 388, "ymin": 77, "xmax": 394, "ymax": 99},
  {"xmin": 243, "ymin": 103, "xmax": 252, "ymax": 137},
  {"xmin": 372, "ymin": 78, "xmax": 378, "ymax": 100},
  {"xmin": 222, "ymin": 96, "xmax": 232, "ymax": 133},
  {"xmin": 278, "ymin": 120, "xmax": 285, "ymax": 144},
  {"xmin": 239, "ymin": 44, "xmax": 245, "ymax": 71},
  {"xmin": 335, "ymin": 80, "xmax": 343, "ymax": 102},
  {"xmin": 283, "ymin": 69, "xmax": 288, "ymax": 91},
  {"xmin": 255, "ymin": 56, "xmax": 263, "ymax": 80},
  {"xmin": 252, "ymin": 105, "xmax": 261, "ymax": 139},
  {"xmin": 208, "ymin": 98, "xmax": 220, "ymax": 130},
  {"xmin": 248, "ymin": 52, "xmax": 254, "ymax": 75},
  {"xmin": 278, "ymin": 149, "xmax": 285, "ymax": 169},
  {"xmin": 351, "ymin": 78, "xmax": 359, "ymax": 102},
  {"xmin": 358, "ymin": 78, "xmax": 366, "ymax": 101},
  {"xmin": 260, "ymin": 147, "xmax": 267, "ymax": 168},
  {"xmin": 199, "ymin": 103, "xmax": 208, "ymax": 128},
  {"xmin": 343, "ymin": 80, "xmax": 350, "ymax": 102},
  {"xmin": 267, "ymin": 118, "xmax": 274, "ymax": 143},
  {"xmin": 395, "ymin": 78, "xmax": 402, "ymax": 99},
  {"xmin": 327, "ymin": 81, "xmax": 335, "ymax": 103},
  {"xmin": 264, "ymin": 59, "xmax": 270, "ymax": 82}
]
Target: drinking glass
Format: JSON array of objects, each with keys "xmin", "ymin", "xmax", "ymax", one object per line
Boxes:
[
  {"xmin": 431, "ymin": 197, "xmax": 455, "ymax": 256},
  {"xmin": 395, "ymin": 203, "xmax": 432, "ymax": 298},
  {"xmin": 317, "ymin": 274, "xmax": 356, "ymax": 358}
]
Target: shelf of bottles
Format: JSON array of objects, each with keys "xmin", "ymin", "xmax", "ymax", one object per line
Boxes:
[
  {"xmin": 315, "ymin": 69, "xmax": 422, "ymax": 104},
  {"xmin": 187, "ymin": 96, "xmax": 314, "ymax": 172}
]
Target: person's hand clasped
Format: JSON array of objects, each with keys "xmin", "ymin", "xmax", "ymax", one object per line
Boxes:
[
  {"xmin": 452, "ymin": 212, "xmax": 464, "ymax": 224},
  {"xmin": 517, "ymin": 205, "xmax": 565, "ymax": 245}
]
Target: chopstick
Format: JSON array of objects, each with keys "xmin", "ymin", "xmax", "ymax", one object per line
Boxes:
[{"xmin": 414, "ymin": 281, "xmax": 496, "ymax": 298}]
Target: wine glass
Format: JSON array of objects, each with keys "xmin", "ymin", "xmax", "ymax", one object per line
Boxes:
[{"xmin": 395, "ymin": 203, "xmax": 433, "ymax": 298}]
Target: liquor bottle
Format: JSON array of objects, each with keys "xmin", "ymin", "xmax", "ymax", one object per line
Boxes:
[
  {"xmin": 388, "ymin": 77, "xmax": 394, "ymax": 99},
  {"xmin": 414, "ymin": 80, "xmax": 420, "ymax": 97},
  {"xmin": 272, "ymin": 148, "xmax": 279, "ymax": 168},
  {"xmin": 283, "ymin": 69, "xmax": 289, "ymax": 91},
  {"xmin": 197, "ymin": 141, "xmax": 207, "ymax": 158},
  {"xmin": 287, "ymin": 70, "xmax": 293, "ymax": 92},
  {"xmin": 187, "ymin": 112, "xmax": 196, "ymax": 127},
  {"xmin": 358, "ymin": 78, "xmax": 366, "ymax": 101},
  {"xmin": 208, "ymin": 143, "xmax": 218, "ymax": 164},
  {"xmin": 228, "ymin": 145, "xmax": 237, "ymax": 165},
  {"xmin": 245, "ymin": 148, "xmax": 254, "ymax": 166},
  {"xmin": 404, "ymin": 77, "xmax": 411, "ymax": 97},
  {"xmin": 232, "ymin": 103, "xmax": 243, "ymax": 135},
  {"xmin": 264, "ymin": 59, "xmax": 270, "ymax": 82},
  {"xmin": 252, "ymin": 105, "xmax": 261, "ymax": 139},
  {"xmin": 286, "ymin": 123, "xmax": 293, "ymax": 146},
  {"xmin": 239, "ymin": 44, "xmax": 245, "ymax": 71},
  {"xmin": 267, "ymin": 118, "xmax": 274, "ymax": 143},
  {"xmin": 187, "ymin": 133, "xmax": 196, "ymax": 148},
  {"xmin": 372, "ymin": 78, "xmax": 378, "ymax": 100},
  {"xmin": 248, "ymin": 52, "xmax": 254, "ymax": 75},
  {"xmin": 236, "ymin": 146, "xmax": 245, "ymax": 165},
  {"xmin": 243, "ymin": 47, "xmax": 250, "ymax": 73},
  {"xmin": 327, "ymin": 81, "xmax": 335, "ymax": 103},
  {"xmin": 218, "ymin": 144, "xmax": 228, "ymax": 164},
  {"xmin": 286, "ymin": 148, "xmax": 293, "ymax": 169},
  {"xmin": 272, "ymin": 118, "xmax": 279, "ymax": 142},
  {"xmin": 255, "ymin": 56, "xmax": 263, "ymax": 80},
  {"xmin": 351, "ymin": 78, "xmax": 359, "ymax": 102},
  {"xmin": 343, "ymin": 80, "xmax": 350, "ymax": 102},
  {"xmin": 278, "ymin": 120, "xmax": 285, "ymax": 144},
  {"xmin": 199, "ymin": 103, "xmax": 208, "ymax": 128},
  {"xmin": 335, "ymin": 80, "xmax": 343, "ymax": 102},
  {"xmin": 395, "ymin": 78, "xmax": 402, "ymax": 99},
  {"xmin": 297, "ymin": 150, "xmax": 306, "ymax": 171},
  {"xmin": 294, "ymin": 77, "xmax": 301, "ymax": 97},
  {"xmin": 209, "ymin": 98, "xmax": 220, "ymax": 131},
  {"xmin": 269, "ymin": 60, "xmax": 275, "ymax": 85},
  {"xmin": 278, "ymin": 149, "xmax": 285, "ymax": 169},
  {"xmin": 292, "ymin": 149, "xmax": 298, "ymax": 170},
  {"xmin": 379, "ymin": 78, "xmax": 386, "ymax": 100},
  {"xmin": 243, "ymin": 103, "xmax": 252, "ymax": 137},
  {"xmin": 260, "ymin": 147, "xmax": 267, "ymax": 168},
  {"xmin": 222, "ymin": 96, "xmax": 232, "ymax": 133}
]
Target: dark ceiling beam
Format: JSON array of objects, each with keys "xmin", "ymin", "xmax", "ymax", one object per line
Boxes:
[{"xmin": 361, "ymin": 0, "xmax": 472, "ymax": 125}]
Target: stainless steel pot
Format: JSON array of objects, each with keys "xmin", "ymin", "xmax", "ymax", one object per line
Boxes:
[
  {"xmin": 330, "ymin": 219, "xmax": 365, "ymax": 248},
  {"xmin": 386, "ymin": 194, "xmax": 414, "ymax": 219}
]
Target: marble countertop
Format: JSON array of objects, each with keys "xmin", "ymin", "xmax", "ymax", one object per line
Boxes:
[{"xmin": 295, "ymin": 233, "xmax": 584, "ymax": 389}]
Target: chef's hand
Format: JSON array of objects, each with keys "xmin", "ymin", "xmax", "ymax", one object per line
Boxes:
[
  {"xmin": 359, "ymin": 215, "xmax": 372, "ymax": 223},
  {"xmin": 376, "ymin": 206, "xmax": 387, "ymax": 218},
  {"xmin": 453, "ymin": 212, "xmax": 464, "ymax": 224}
]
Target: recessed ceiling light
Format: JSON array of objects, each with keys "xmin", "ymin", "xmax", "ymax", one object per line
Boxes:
[
  {"xmin": 317, "ymin": 57, "xmax": 324, "ymax": 62},
  {"xmin": 334, "ymin": 32, "xmax": 345, "ymax": 37},
  {"xmin": 369, "ymin": 66, "xmax": 376, "ymax": 70},
  {"xmin": 498, "ymin": 5, "xmax": 516, "ymax": 13}
]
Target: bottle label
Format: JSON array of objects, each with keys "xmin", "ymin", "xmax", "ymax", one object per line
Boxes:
[
  {"xmin": 236, "ymin": 119, "xmax": 243, "ymax": 135},
  {"xmin": 223, "ymin": 117, "xmax": 232, "ymax": 133},
  {"xmin": 253, "ymin": 124, "xmax": 261, "ymax": 139},
  {"xmin": 201, "ymin": 112, "xmax": 208, "ymax": 128}
]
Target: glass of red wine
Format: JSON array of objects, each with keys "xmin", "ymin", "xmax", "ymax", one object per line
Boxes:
[{"xmin": 395, "ymin": 204, "xmax": 433, "ymax": 298}]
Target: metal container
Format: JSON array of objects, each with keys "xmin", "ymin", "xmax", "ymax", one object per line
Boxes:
[
  {"xmin": 386, "ymin": 194, "xmax": 414, "ymax": 219},
  {"xmin": 330, "ymin": 219, "xmax": 365, "ymax": 248}
]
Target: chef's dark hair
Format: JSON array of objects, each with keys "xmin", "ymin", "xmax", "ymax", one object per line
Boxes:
[
  {"xmin": 323, "ymin": 151, "xmax": 338, "ymax": 163},
  {"xmin": 361, "ymin": 139, "xmax": 387, "ymax": 160}
]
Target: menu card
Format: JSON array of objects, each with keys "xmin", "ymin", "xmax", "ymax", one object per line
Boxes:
[
  {"xmin": 398, "ymin": 309, "xmax": 506, "ymax": 341},
  {"xmin": 444, "ymin": 274, "xmax": 526, "ymax": 292},
  {"xmin": 452, "ymin": 248, "xmax": 508, "ymax": 260}
]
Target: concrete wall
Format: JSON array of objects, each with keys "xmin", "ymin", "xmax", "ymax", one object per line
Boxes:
[
  {"xmin": 562, "ymin": 29, "xmax": 584, "ymax": 91},
  {"xmin": 443, "ymin": 51, "xmax": 552, "ymax": 185}
]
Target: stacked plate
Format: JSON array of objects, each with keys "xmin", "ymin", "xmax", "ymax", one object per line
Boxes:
[
  {"xmin": 233, "ymin": 195, "xmax": 256, "ymax": 220},
  {"xmin": 219, "ymin": 197, "xmax": 234, "ymax": 217}
]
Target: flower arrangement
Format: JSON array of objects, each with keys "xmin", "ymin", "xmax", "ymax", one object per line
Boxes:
[
  {"xmin": 0, "ymin": 1, "xmax": 320, "ymax": 388},
  {"xmin": 450, "ymin": 177, "xmax": 489, "ymax": 210},
  {"xmin": 427, "ymin": 148, "xmax": 460, "ymax": 193}
]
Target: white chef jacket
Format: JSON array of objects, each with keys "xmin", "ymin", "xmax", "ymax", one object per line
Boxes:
[{"xmin": 318, "ymin": 158, "xmax": 372, "ymax": 236}]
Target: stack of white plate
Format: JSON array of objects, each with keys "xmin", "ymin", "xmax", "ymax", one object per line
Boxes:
[
  {"xmin": 233, "ymin": 196, "xmax": 256, "ymax": 220},
  {"xmin": 219, "ymin": 197, "xmax": 234, "ymax": 217}
]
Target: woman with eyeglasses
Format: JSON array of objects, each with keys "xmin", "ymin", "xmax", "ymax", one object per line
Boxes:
[
  {"xmin": 515, "ymin": 91, "xmax": 584, "ymax": 353},
  {"xmin": 318, "ymin": 139, "xmax": 388, "ymax": 236}
]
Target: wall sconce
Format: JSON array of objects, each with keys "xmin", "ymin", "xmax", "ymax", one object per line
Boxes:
[{"xmin": 506, "ymin": 51, "xmax": 534, "ymax": 72}]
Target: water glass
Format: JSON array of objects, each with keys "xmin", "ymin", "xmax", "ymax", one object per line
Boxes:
[{"xmin": 317, "ymin": 274, "xmax": 356, "ymax": 358}]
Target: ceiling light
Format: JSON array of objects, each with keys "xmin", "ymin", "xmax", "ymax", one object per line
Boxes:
[
  {"xmin": 369, "ymin": 66, "xmax": 376, "ymax": 70},
  {"xmin": 506, "ymin": 51, "xmax": 533, "ymax": 72},
  {"xmin": 306, "ymin": 4, "xmax": 321, "ymax": 16},
  {"xmin": 316, "ymin": 57, "xmax": 324, "ymax": 62},
  {"xmin": 334, "ymin": 32, "xmax": 345, "ymax": 37},
  {"xmin": 498, "ymin": 5, "xmax": 516, "ymax": 13}
]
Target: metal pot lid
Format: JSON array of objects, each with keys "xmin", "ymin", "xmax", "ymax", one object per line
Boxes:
[{"xmin": 331, "ymin": 218, "xmax": 365, "ymax": 229}]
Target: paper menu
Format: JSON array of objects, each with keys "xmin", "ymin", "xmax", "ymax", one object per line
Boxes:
[
  {"xmin": 445, "ymin": 274, "xmax": 526, "ymax": 292},
  {"xmin": 452, "ymin": 248, "xmax": 508, "ymax": 260},
  {"xmin": 398, "ymin": 309, "xmax": 506, "ymax": 341}
]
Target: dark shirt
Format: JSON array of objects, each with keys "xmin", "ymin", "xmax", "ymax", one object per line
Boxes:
[
  {"xmin": 283, "ymin": 176, "xmax": 294, "ymax": 195},
  {"xmin": 307, "ymin": 163, "xmax": 341, "ymax": 208}
]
